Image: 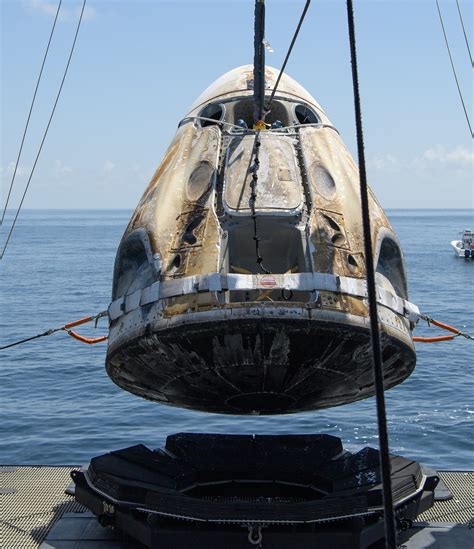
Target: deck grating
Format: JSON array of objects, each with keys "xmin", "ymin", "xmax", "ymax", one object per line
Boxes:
[
  {"xmin": 416, "ymin": 470, "xmax": 473, "ymax": 527},
  {"xmin": 1, "ymin": 467, "xmax": 472, "ymax": 548},
  {"xmin": 0, "ymin": 466, "xmax": 87, "ymax": 549}
]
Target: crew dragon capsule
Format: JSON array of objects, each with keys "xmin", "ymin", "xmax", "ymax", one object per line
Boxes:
[{"xmin": 106, "ymin": 65, "xmax": 419, "ymax": 414}]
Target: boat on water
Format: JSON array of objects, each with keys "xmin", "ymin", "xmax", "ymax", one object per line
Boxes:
[
  {"xmin": 105, "ymin": 61, "xmax": 420, "ymax": 415},
  {"xmin": 451, "ymin": 230, "xmax": 474, "ymax": 258}
]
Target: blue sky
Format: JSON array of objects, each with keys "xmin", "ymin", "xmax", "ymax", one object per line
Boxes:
[{"xmin": 1, "ymin": 0, "xmax": 472, "ymax": 210}]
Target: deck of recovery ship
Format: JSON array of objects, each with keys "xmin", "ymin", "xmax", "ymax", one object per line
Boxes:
[{"xmin": 1, "ymin": 466, "xmax": 472, "ymax": 548}]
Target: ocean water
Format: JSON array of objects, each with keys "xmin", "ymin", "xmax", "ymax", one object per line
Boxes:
[{"xmin": 0, "ymin": 209, "xmax": 472, "ymax": 468}]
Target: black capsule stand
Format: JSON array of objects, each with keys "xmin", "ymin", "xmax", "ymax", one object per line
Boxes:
[{"xmin": 72, "ymin": 433, "xmax": 439, "ymax": 548}]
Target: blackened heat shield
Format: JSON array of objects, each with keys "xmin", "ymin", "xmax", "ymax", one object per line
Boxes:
[{"xmin": 106, "ymin": 317, "xmax": 416, "ymax": 415}]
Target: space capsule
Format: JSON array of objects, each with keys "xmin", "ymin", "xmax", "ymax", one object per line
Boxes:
[{"xmin": 105, "ymin": 65, "xmax": 418, "ymax": 415}]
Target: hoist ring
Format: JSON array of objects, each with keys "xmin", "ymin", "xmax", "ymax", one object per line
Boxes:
[
  {"xmin": 248, "ymin": 525, "xmax": 262, "ymax": 545},
  {"xmin": 281, "ymin": 289, "xmax": 293, "ymax": 301}
]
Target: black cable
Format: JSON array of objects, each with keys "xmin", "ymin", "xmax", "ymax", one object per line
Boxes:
[
  {"xmin": 436, "ymin": 0, "xmax": 473, "ymax": 138},
  {"xmin": 253, "ymin": 0, "xmax": 266, "ymax": 123},
  {"xmin": 455, "ymin": 0, "xmax": 473, "ymax": 67},
  {"xmin": 0, "ymin": 0, "xmax": 87, "ymax": 260},
  {"xmin": 250, "ymin": 131, "xmax": 271, "ymax": 274},
  {"xmin": 345, "ymin": 1, "xmax": 397, "ymax": 548},
  {"xmin": 265, "ymin": 0, "xmax": 311, "ymax": 117},
  {"xmin": 0, "ymin": 329, "xmax": 57, "ymax": 351},
  {"xmin": 0, "ymin": 310, "xmax": 107, "ymax": 350},
  {"xmin": 1, "ymin": 0, "xmax": 62, "ymax": 227}
]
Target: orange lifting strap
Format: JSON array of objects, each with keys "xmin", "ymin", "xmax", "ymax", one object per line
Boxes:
[
  {"xmin": 412, "ymin": 335, "xmax": 455, "ymax": 343},
  {"xmin": 413, "ymin": 315, "xmax": 473, "ymax": 344},
  {"xmin": 67, "ymin": 330, "xmax": 108, "ymax": 345},
  {"xmin": 63, "ymin": 316, "xmax": 95, "ymax": 329},
  {"xmin": 62, "ymin": 313, "xmax": 108, "ymax": 345},
  {"xmin": 426, "ymin": 318, "xmax": 461, "ymax": 335}
]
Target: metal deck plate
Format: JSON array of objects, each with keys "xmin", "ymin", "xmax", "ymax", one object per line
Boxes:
[
  {"xmin": 0, "ymin": 466, "xmax": 86, "ymax": 549},
  {"xmin": 1, "ymin": 467, "xmax": 472, "ymax": 548},
  {"xmin": 417, "ymin": 471, "xmax": 473, "ymax": 526}
]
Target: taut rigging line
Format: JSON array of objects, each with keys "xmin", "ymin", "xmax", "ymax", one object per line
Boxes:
[
  {"xmin": 0, "ymin": 0, "xmax": 62, "ymax": 227},
  {"xmin": 0, "ymin": 0, "xmax": 87, "ymax": 260},
  {"xmin": 345, "ymin": 1, "xmax": 397, "ymax": 547},
  {"xmin": 435, "ymin": 0, "xmax": 473, "ymax": 138},
  {"xmin": 455, "ymin": 0, "xmax": 473, "ymax": 67},
  {"xmin": 265, "ymin": 0, "xmax": 311, "ymax": 119},
  {"xmin": 0, "ymin": 312, "xmax": 108, "ymax": 351}
]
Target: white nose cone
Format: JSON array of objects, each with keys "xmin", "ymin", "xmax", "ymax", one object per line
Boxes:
[{"xmin": 187, "ymin": 65, "xmax": 328, "ymax": 121}]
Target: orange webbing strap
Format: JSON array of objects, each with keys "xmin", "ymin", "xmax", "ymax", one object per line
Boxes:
[
  {"xmin": 63, "ymin": 316, "xmax": 95, "ymax": 330},
  {"xmin": 67, "ymin": 330, "xmax": 108, "ymax": 345},
  {"xmin": 427, "ymin": 319, "xmax": 461, "ymax": 335},
  {"xmin": 412, "ymin": 335, "xmax": 455, "ymax": 343},
  {"xmin": 413, "ymin": 315, "xmax": 474, "ymax": 343}
]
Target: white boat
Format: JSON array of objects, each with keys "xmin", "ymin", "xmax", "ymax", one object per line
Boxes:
[{"xmin": 451, "ymin": 230, "xmax": 474, "ymax": 258}]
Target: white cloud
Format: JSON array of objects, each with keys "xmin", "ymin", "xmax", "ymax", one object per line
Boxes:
[
  {"xmin": 28, "ymin": 0, "xmax": 96, "ymax": 22},
  {"xmin": 53, "ymin": 159, "xmax": 73, "ymax": 177},
  {"xmin": 368, "ymin": 154, "xmax": 400, "ymax": 171},
  {"xmin": 102, "ymin": 160, "xmax": 116, "ymax": 174},
  {"xmin": 132, "ymin": 163, "xmax": 147, "ymax": 182},
  {"xmin": 367, "ymin": 144, "xmax": 473, "ymax": 207},
  {"xmin": 29, "ymin": 0, "xmax": 58, "ymax": 17},
  {"xmin": 422, "ymin": 145, "xmax": 474, "ymax": 167},
  {"xmin": 368, "ymin": 145, "xmax": 473, "ymax": 176},
  {"xmin": 80, "ymin": 5, "xmax": 96, "ymax": 21},
  {"xmin": 2, "ymin": 162, "xmax": 31, "ymax": 177}
]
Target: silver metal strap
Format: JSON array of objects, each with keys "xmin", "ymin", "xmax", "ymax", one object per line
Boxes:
[{"xmin": 108, "ymin": 272, "xmax": 420, "ymax": 322}]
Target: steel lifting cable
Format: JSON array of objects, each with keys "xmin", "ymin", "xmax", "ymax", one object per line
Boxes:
[
  {"xmin": 0, "ymin": 0, "xmax": 62, "ymax": 227},
  {"xmin": 345, "ymin": 1, "xmax": 397, "ymax": 547},
  {"xmin": 435, "ymin": 0, "xmax": 473, "ymax": 138},
  {"xmin": 455, "ymin": 0, "xmax": 473, "ymax": 67},
  {"xmin": 249, "ymin": 131, "xmax": 271, "ymax": 274},
  {"xmin": 264, "ymin": 0, "xmax": 311, "ymax": 119},
  {"xmin": 0, "ymin": 311, "xmax": 108, "ymax": 351},
  {"xmin": 0, "ymin": 0, "xmax": 87, "ymax": 260}
]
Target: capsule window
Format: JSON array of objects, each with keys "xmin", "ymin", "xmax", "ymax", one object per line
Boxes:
[
  {"xmin": 294, "ymin": 104, "xmax": 319, "ymax": 125},
  {"xmin": 376, "ymin": 237, "xmax": 408, "ymax": 299},
  {"xmin": 233, "ymin": 98, "xmax": 254, "ymax": 128},
  {"xmin": 198, "ymin": 103, "xmax": 224, "ymax": 127},
  {"xmin": 232, "ymin": 98, "xmax": 291, "ymax": 129},
  {"xmin": 112, "ymin": 230, "xmax": 155, "ymax": 300},
  {"xmin": 264, "ymin": 100, "xmax": 290, "ymax": 128}
]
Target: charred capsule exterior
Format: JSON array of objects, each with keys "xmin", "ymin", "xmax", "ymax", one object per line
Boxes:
[{"xmin": 106, "ymin": 66, "xmax": 417, "ymax": 415}]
